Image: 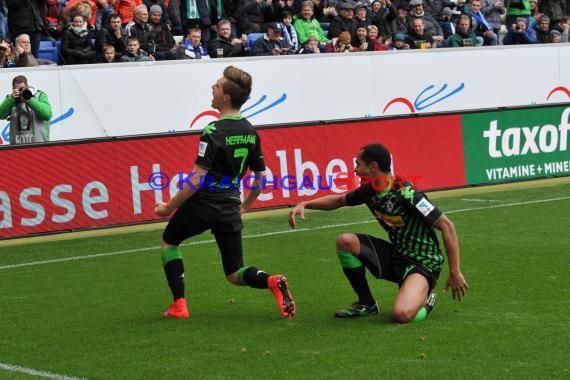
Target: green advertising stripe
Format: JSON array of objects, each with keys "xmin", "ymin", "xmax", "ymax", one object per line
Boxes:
[{"xmin": 462, "ymin": 105, "xmax": 570, "ymax": 184}]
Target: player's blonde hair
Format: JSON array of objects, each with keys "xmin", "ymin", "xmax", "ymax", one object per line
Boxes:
[{"xmin": 222, "ymin": 66, "xmax": 252, "ymax": 109}]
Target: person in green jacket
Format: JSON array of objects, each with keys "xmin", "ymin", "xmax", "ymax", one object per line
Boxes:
[
  {"xmin": 293, "ymin": 1, "xmax": 329, "ymax": 45},
  {"xmin": 0, "ymin": 75, "xmax": 53, "ymax": 145},
  {"xmin": 447, "ymin": 14, "xmax": 480, "ymax": 47}
]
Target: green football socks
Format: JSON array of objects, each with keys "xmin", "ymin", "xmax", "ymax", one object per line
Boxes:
[
  {"xmin": 236, "ymin": 266, "xmax": 269, "ymax": 289},
  {"xmin": 337, "ymin": 249, "xmax": 375, "ymax": 307},
  {"xmin": 162, "ymin": 247, "xmax": 185, "ymax": 300}
]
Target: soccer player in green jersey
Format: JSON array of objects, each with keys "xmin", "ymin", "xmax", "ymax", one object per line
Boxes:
[
  {"xmin": 155, "ymin": 66, "xmax": 295, "ymax": 320},
  {"xmin": 288, "ymin": 143, "xmax": 468, "ymax": 323}
]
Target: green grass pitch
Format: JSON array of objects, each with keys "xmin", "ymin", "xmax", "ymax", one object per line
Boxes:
[{"xmin": 0, "ymin": 177, "xmax": 569, "ymax": 379}]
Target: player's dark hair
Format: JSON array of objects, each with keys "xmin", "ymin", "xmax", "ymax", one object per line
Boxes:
[
  {"xmin": 222, "ymin": 66, "xmax": 252, "ymax": 109},
  {"xmin": 360, "ymin": 143, "xmax": 391, "ymax": 172},
  {"xmin": 12, "ymin": 75, "xmax": 27, "ymax": 88}
]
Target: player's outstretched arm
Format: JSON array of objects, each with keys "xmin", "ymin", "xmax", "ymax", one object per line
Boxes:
[
  {"xmin": 288, "ymin": 194, "xmax": 347, "ymax": 229},
  {"xmin": 435, "ymin": 214, "xmax": 469, "ymax": 301}
]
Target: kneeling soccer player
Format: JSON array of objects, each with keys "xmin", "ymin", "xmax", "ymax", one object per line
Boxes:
[{"xmin": 288, "ymin": 143, "xmax": 468, "ymax": 322}]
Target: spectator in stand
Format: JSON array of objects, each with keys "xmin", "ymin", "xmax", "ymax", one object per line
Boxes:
[
  {"xmin": 167, "ymin": 0, "xmax": 183, "ymax": 34},
  {"xmin": 95, "ymin": 0, "xmax": 116, "ymax": 31},
  {"xmin": 438, "ymin": 7, "xmax": 456, "ymax": 40},
  {"xmin": 100, "ymin": 44, "xmax": 119, "ymax": 62},
  {"xmin": 391, "ymin": 3, "xmax": 410, "ymax": 34},
  {"xmin": 238, "ymin": 0, "xmax": 274, "ymax": 34},
  {"xmin": 370, "ymin": 0, "xmax": 397, "ymax": 37},
  {"xmin": 506, "ymin": 0, "xmax": 531, "ymax": 28},
  {"xmin": 14, "ymin": 34, "xmax": 42, "ymax": 67},
  {"xmin": 5, "ymin": 0, "xmax": 46, "ymax": 59},
  {"xmin": 96, "ymin": 13, "xmax": 126, "ymax": 60},
  {"xmin": 64, "ymin": 0, "xmax": 98, "ymax": 29},
  {"xmin": 251, "ymin": 21, "xmax": 289, "ymax": 55},
  {"xmin": 318, "ymin": 0, "xmax": 340, "ymax": 23},
  {"xmin": 407, "ymin": 0, "xmax": 445, "ymax": 46},
  {"xmin": 61, "ymin": 13, "xmax": 98, "ymax": 64},
  {"xmin": 120, "ymin": 35, "xmax": 155, "ymax": 60},
  {"xmin": 329, "ymin": 1, "xmax": 358, "ymax": 41},
  {"xmin": 422, "ymin": 0, "xmax": 446, "ymax": 18},
  {"xmin": 502, "ymin": 16, "xmax": 537, "ymax": 44},
  {"xmin": 126, "ymin": 4, "xmax": 156, "ymax": 56},
  {"xmin": 296, "ymin": 34, "xmax": 321, "ymax": 53},
  {"xmin": 148, "ymin": 4, "xmax": 177, "ymax": 59},
  {"xmin": 207, "ymin": 0, "xmax": 241, "ymax": 38},
  {"xmin": 549, "ymin": 28, "xmax": 562, "ymax": 41},
  {"xmin": 173, "ymin": 26, "xmax": 211, "ymax": 59},
  {"xmin": 0, "ymin": 3, "xmax": 7, "ymax": 40},
  {"xmin": 528, "ymin": 0, "xmax": 543, "ymax": 29},
  {"xmin": 143, "ymin": 0, "xmax": 171, "ymax": 25},
  {"xmin": 354, "ymin": 2, "xmax": 372, "ymax": 29},
  {"xmin": 0, "ymin": 38, "xmax": 17, "ymax": 68},
  {"xmin": 367, "ymin": 24, "xmax": 389, "ymax": 50},
  {"xmin": 481, "ymin": 0, "xmax": 506, "ymax": 34},
  {"xmin": 354, "ymin": 25, "xmax": 375, "ymax": 50},
  {"xmin": 447, "ymin": 13, "xmax": 478, "ymax": 46},
  {"xmin": 207, "ymin": 18, "xmax": 247, "ymax": 58},
  {"xmin": 115, "ymin": 0, "xmax": 142, "ymax": 26},
  {"xmin": 175, "ymin": 0, "xmax": 213, "ymax": 45},
  {"xmin": 281, "ymin": 11, "xmax": 299, "ymax": 52},
  {"xmin": 559, "ymin": 15, "xmax": 570, "ymax": 42},
  {"xmin": 274, "ymin": 0, "xmax": 295, "ymax": 21},
  {"xmin": 539, "ymin": 0, "xmax": 566, "ymax": 28},
  {"xmin": 323, "ymin": 30, "xmax": 355, "ymax": 52},
  {"xmin": 405, "ymin": 17, "xmax": 437, "ymax": 48},
  {"xmin": 535, "ymin": 14, "xmax": 552, "ymax": 42},
  {"xmin": 45, "ymin": 0, "xmax": 65, "ymax": 39},
  {"xmin": 465, "ymin": 0, "xmax": 498, "ymax": 45},
  {"xmin": 388, "ymin": 31, "xmax": 409, "ymax": 49},
  {"xmin": 293, "ymin": 1, "xmax": 329, "ymax": 46}
]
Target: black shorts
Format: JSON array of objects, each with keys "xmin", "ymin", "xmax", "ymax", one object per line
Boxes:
[
  {"xmin": 356, "ymin": 234, "xmax": 439, "ymax": 293},
  {"xmin": 162, "ymin": 198, "xmax": 244, "ymax": 276}
]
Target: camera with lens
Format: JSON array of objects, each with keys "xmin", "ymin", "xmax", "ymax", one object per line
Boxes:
[{"xmin": 19, "ymin": 86, "xmax": 36, "ymax": 101}]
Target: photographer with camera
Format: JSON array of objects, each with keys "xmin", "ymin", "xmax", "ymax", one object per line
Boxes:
[
  {"xmin": 503, "ymin": 16, "xmax": 537, "ymax": 44},
  {"xmin": 0, "ymin": 75, "xmax": 53, "ymax": 145}
]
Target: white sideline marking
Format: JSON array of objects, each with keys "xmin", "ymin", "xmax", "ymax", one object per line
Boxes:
[
  {"xmin": 0, "ymin": 196, "xmax": 568, "ymax": 271},
  {"xmin": 0, "ymin": 362, "xmax": 85, "ymax": 380},
  {"xmin": 459, "ymin": 198, "xmax": 502, "ymax": 202}
]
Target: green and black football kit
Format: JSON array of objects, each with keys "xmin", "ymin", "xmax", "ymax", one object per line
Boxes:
[
  {"xmin": 344, "ymin": 179, "xmax": 444, "ymax": 292},
  {"xmin": 163, "ymin": 116, "xmax": 265, "ymax": 276}
]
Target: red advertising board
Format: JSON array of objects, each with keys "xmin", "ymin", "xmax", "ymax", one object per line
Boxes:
[{"xmin": 0, "ymin": 115, "xmax": 465, "ymax": 238}]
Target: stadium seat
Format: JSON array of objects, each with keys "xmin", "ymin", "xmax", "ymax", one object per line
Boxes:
[
  {"xmin": 246, "ymin": 33, "xmax": 265, "ymax": 48},
  {"xmin": 245, "ymin": 33, "xmax": 265, "ymax": 56},
  {"xmin": 38, "ymin": 39, "xmax": 59, "ymax": 65}
]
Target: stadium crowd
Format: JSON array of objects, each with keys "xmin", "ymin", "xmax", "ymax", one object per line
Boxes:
[{"xmin": 0, "ymin": 0, "xmax": 568, "ymax": 67}]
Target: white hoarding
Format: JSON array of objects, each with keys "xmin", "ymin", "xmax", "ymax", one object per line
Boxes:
[{"xmin": 0, "ymin": 44, "xmax": 568, "ymax": 145}]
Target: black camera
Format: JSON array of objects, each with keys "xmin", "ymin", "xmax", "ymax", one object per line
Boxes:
[{"xmin": 19, "ymin": 87, "xmax": 36, "ymax": 101}]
